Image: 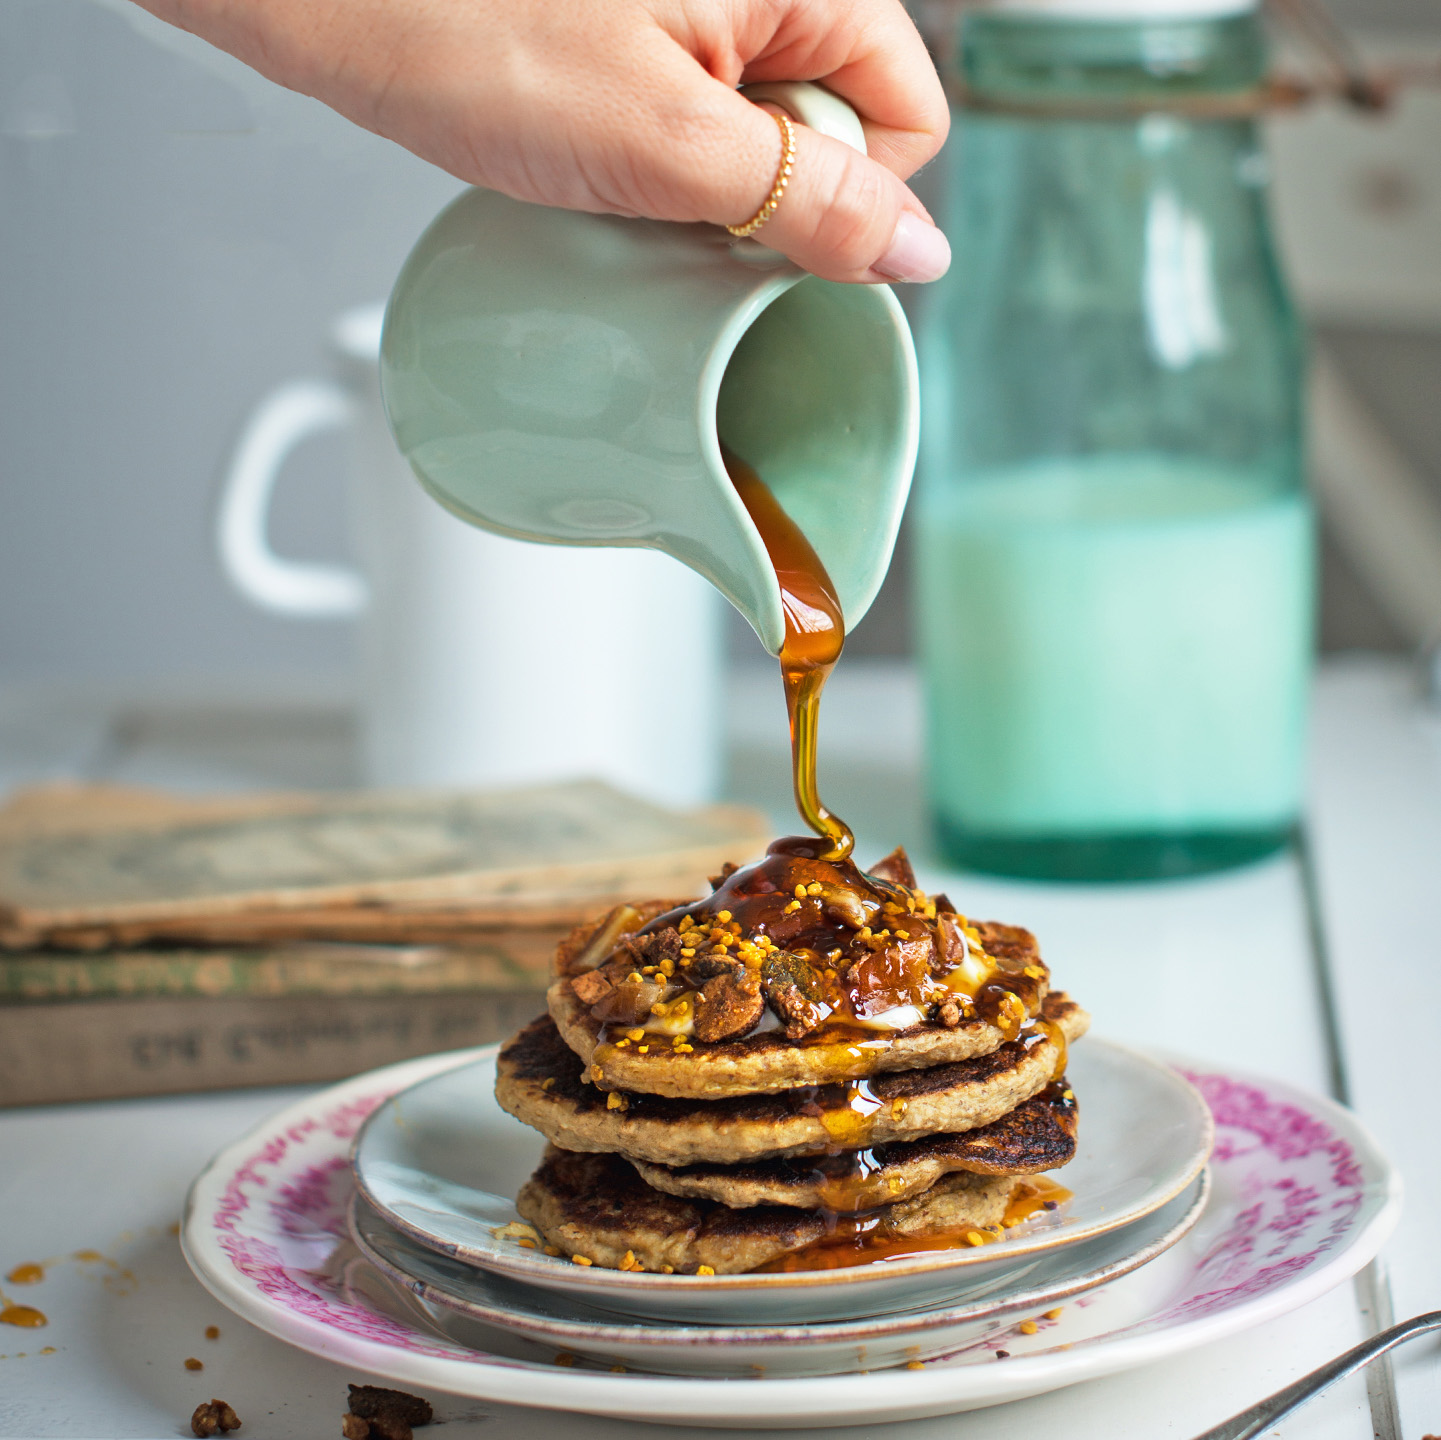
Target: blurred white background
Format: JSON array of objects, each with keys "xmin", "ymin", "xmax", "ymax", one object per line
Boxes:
[
  {"xmin": 0, "ymin": 0, "xmax": 463, "ymax": 693},
  {"xmin": 1, "ymin": 0, "xmax": 1439, "ymax": 773}
]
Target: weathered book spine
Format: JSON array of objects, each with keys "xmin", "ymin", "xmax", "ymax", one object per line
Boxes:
[
  {"xmin": 0, "ymin": 989, "xmax": 548, "ymax": 1107},
  {"xmin": 0, "ymin": 935, "xmax": 562, "ymax": 1002}
]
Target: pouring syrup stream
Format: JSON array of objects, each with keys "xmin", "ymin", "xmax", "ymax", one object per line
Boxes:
[{"xmin": 723, "ymin": 448, "xmax": 854, "ymax": 861}]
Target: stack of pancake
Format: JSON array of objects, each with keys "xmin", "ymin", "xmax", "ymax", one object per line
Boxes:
[{"xmin": 495, "ymin": 838, "xmax": 1089, "ymax": 1276}]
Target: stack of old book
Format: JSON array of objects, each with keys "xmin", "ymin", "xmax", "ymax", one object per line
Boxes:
[{"xmin": 0, "ymin": 781, "xmax": 767, "ymax": 1106}]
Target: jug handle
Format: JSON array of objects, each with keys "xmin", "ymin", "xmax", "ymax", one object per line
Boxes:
[
  {"xmin": 215, "ymin": 379, "xmax": 368, "ymax": 617},
  {"xmin": 736, "ymin": 82, "xmax": 867, "ymax": 155}
]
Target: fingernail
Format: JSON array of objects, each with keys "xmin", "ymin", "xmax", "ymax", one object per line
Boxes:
[{"xmin": 874, "ymin": 213, "xmax": 951, "ymax": 283}]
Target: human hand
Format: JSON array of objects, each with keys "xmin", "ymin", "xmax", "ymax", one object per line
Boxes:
[{"xmin": 133, "ymin": 0, "xmax": 950, "ymax": 284}]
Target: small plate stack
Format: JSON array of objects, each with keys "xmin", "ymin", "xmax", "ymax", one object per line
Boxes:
[{"xmin": 349, "ymin": 1037, "xmax": 1212, "ymax": 1376}]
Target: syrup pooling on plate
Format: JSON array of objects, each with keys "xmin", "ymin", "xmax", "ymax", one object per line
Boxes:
[
  {"xmin": 754, "ymin": 1176, "xmax": 1076, "ymax": 1273},
  {"xmin": 724, "ymin": 448, "xmax": 853, "ymax": 862}
]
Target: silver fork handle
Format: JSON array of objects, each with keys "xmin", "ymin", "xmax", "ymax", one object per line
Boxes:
[{"xmin": 1193, "ymin": 1310, "xmax": 1441, "ymax": 1440}]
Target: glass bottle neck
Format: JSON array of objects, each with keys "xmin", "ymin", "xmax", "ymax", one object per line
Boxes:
[{"xmin": 957, "ymin": 11, "xmax": 1268, "ymax": 104}]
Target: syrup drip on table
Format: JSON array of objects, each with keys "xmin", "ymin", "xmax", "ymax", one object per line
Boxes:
[
  {"xmin": 755, "ymin": 1176, "xmax": 1075, "ymax": 1273},
  {"xmin": 725, "ymin": 448, "xmax": 853, "ymax": 861},
  {"xmin": 0, "ymin": 1292, "xmax": 46, "ymax": 1328},
  {"xmin": 1, "ymin": 1261, "xmax": 47, "ymax": 1328}
]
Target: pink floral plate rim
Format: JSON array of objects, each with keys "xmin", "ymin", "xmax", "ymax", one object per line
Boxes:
[{"xmin": 180, "ymin": 1041, "xmax": 1402, "ymax": 1425}]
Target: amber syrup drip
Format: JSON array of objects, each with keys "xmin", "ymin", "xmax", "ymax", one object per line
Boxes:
[
  {"xmin": 1034, "ymin": 1018, "xmax": 1069, "ymax": 1080},
  {"xmin": 0, "ymin": 1288, "xmax": 46, "ymax": 1328},
  {"xmin": 724, "ymin": 448, "xmax": 853, "ymax": 862},
  {"xmin": 756, "ymin": 1175, "xmax": 1076, "ymax": 1273}
]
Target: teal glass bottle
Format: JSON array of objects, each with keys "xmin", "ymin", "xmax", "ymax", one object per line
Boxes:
[{"xmin": 916, "ymin": 0, "xmax": 1314, "ymax": 882}]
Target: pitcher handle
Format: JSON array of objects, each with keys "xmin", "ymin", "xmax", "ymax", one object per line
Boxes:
[
  {"xmin": 736, "ymin": 82, "xmax": 868, "ymax": 154},
  {"xmin": 215, "ymin": 379, "xmax": 368, "ymax": 617}
]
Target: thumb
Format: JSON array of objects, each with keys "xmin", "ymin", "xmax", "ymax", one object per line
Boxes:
[{"xmin": 717, "ymin": 98, "xmax": 951, "ymax": 285}]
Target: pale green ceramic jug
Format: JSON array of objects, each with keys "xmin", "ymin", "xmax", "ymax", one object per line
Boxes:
[{"xmin": 379, "ymin": 83, "xmax": 919, "ymax": 655}]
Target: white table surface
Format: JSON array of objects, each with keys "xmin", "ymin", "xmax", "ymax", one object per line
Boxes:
[{"xmin": 1, "ymin": 656, "xmax": 1435, "ymax": 1440}]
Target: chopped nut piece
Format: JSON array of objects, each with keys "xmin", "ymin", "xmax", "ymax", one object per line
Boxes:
[
  {"xmin": 760, "ymin": 951, "xmax": 831, "ymax": 1038},
  {"xmin": 618, "ymin": 927, "xmax": 684, "ymax": 970},
  {"xmin": 843, "ymin": 930, "xmax": 936, "ymax": 1019},
  {"xmin": 866, "ymin": 845, "xmax": 918, "ymax": 891},
  {"xmin": 569, "ymin": 969, "xmax": 615, "ymax": 1007},
  {"xmin": 683, "ymin": 950, "xmax": 743, "ymax": 982},
  {"xmin": 938, "ymin": 998, "xmax": 962, "ymax": 1028},
  {"xmin": 344, "ymin": 1386, "xmax": 432, "ymax": 1440},
  {"xmin": 692, "ymin": 966, "xmax": 764, "ymax": 1043},
  {"xmin": 184, "ymin": 1358, "xmax": 204, "ymax": 1371},
  {"xmin": 190, "ymin": 1399, "xmax": 241, "ymax": 1437}
]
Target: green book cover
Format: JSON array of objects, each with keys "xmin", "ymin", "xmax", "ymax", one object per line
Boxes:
[{"xmin": 0, "ymin": 940, "xmax": 557, "ymax": 1003}]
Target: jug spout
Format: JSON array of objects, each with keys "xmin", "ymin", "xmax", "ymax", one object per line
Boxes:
[{"xmin": 708, "ymin": 272, "xmax": 918, "ymax": 652}]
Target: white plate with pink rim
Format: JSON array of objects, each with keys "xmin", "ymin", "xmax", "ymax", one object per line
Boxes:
[
  {"xmin": 181, "ymin": 1042, "xmax": 1400, "ymax": 1428},
  {"xmin": 347, "ymin": 1038, "xmax": 1213, "ymax": 1324},
  {"xmin": 344, "ymin": 1175, "xmax": 1210, "ymax": 1377}
]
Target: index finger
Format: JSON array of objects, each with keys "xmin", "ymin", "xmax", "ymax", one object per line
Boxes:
[{"xmin": 736, "ymin": 0, "xmax": 949, "ymax": 176}]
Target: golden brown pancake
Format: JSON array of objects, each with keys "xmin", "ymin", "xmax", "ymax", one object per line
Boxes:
[
  {"xmin": 630, "ymin": 1084, "xmax": 1077, "ymax": 1211},
  {"xmin": 546, "ymin": 866, "xmax": 1053, "ymax": 1100},
  {"xmin": 495, "ymin": 995, "xmax": 1088, "ymax": 1167},
  {"xmin": 515, "ymin": 1147, "xmax": 1020, "ymax": 1275},
  {"xmin": 548, "ymin": 958, "xmax": 1050, "ymax": 1102}
]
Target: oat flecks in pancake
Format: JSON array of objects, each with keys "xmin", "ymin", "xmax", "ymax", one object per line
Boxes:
[
  {"xmin": 631, "ymin": 1085, "xmax": 1077, "ymax": 1211},
  {"xmin": 516, "ymin": 1147, "xmax": 1019, "ymax": 1275},
  {"xmin": 495, "ymin": 995, "xmax": 1089, "ymax": 1168}
]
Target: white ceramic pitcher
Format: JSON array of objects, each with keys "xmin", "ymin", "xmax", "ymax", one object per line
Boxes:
[
  {"xmin": 379, "ymin": 83, "xmax": 921, "ymax": 657},
  {"xmin": 216, "ymin": 304, "xmax": 723, "ymax": 804}
]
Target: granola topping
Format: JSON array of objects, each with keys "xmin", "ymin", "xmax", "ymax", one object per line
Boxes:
[{"xmin": 568, "ymin": 839, "xmax": 1047, "ymax": 1047}]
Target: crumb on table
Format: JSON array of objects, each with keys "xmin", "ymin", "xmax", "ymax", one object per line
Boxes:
[
  {"xmin": 190, "ymin": 1399, "xmax": 241, "ymax": 1437},
  {"xmin": 342, "ymin": 1383, "xmax": 433, "ymax": 1440}
]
